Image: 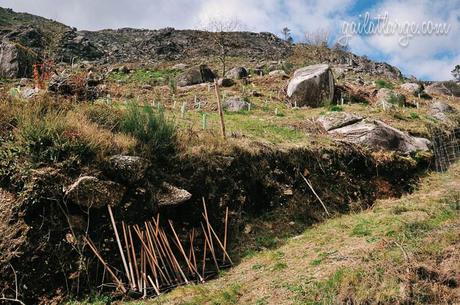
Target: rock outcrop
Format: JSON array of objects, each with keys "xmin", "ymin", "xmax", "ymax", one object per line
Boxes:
[
  {"xmin": 428, "ymin": 101, "xmax": 456, "ymax": 122},
  {"xmin": 330, "ymin": 119, "xmax": 430, "ymax": 154},
  {"xmin": 317, "ymin": 112, "xmax": 363, "ymax": 131},
  {"xmin": 287, "ymin": 64, "xmax": 335, "ymax": 107},
  {"xmin": 0, "ymin": 40, "xmax": 38, "ymax": 78},
  {"xmin": 425, "ymin": 81, "xmax": 460, "ymax": 97}
]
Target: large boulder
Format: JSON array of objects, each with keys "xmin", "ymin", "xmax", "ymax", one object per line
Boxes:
[
  {"xmin": 223, "ymin": 97, "xmax": 249, "ymax": 112},
  {"xmin": 64, "ymin": 176, "xmax": 126, "ymax": 208},
  {"xmin": 317, "ymin": 112, "xmax": 363, "ymax": 131},
  {"xmin": 105, "ymin": 155, "xmax": 151, "ymax": 184},
  {"xmin": 400, "ymin": 82, "xmax": 422, "ymax": 93},
  {"xmin": 330, "ymin": 119, "xmax": 430, "ymax": 154},
  {"xmin": 287, "ymin": 64, "xmax": 334, "ymax": 107},
  {"xmin": 0, "ymin": 40, "xmax": 38, "ymax": 78},
  {"xmin": 177, "ymin": 65, "xmax": 216, "ymax": 87},
  {"xmin": 225, "ymin": 66, "xmax": 248, "ymax": 79},
  {"xmin": 200, "ymin": 64, "xmax": 216, "ymax": 82},
  {"xmin": 428, "ymin": 101, "xmax": 455, "ymax": 122},
  {"xmin": 177, "ymin": 68, "xmax": 202, "ymax": 87}
]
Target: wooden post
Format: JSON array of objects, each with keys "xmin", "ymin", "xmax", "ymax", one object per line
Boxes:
[{"xmin": 214, "ymin": 80, "xmax": 226, "ymax": 139}]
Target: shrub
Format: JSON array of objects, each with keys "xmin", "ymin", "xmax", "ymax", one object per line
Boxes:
[
  {"xmin": 120, "ymin": 102, "xmax": 177, "ymax": 161},
  {"xmin": 328, "ymin": 105, "xmax": 343, "ymax": 112},
  {"xmin": 387, "ymin": 93, "xmax": 405, "ymax": 107},
  {"xmin": 375, "ymin": 79, "xmax": 394, "ymax": 89}
]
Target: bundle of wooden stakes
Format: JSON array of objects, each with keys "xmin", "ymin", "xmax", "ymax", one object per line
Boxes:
[{"xmin": 85, "ymin": 198, "xmax": 232, "ymax": 297}]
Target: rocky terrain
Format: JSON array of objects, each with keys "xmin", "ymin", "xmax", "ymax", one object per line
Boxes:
[{"xmin": 0, "ymin": 7, "xmax": 459, "ymax": 305}]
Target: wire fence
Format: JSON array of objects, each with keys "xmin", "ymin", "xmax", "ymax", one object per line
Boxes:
[{"xmin": 430, "ymin": 126, "xmax": 460, "ymax": 172}]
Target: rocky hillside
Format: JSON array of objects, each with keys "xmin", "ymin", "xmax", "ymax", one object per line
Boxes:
[
  {"xmin": 0, "ymin": 6, "xmax": 401, "ymax": 79},
  {"xmin": 1, "ymin": 6, "xmax": 460, "ymax": 305}
]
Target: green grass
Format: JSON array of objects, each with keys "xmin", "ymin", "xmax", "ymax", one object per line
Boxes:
[
  {"xmin": 375, "ymin": 79, "xmax": 394, "ymax": 89},
  {"xmin": 108, "ymin": 69, "xmax": 181, "ymax": 86},
  {"xmin": 350, "ymin": 218, "xmax": 373, "ymax": 237}
]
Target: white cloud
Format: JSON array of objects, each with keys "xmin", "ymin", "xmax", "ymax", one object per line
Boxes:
[{"xmin": 346, "ymin": 0, "xmax": 460, "ymax": 80}]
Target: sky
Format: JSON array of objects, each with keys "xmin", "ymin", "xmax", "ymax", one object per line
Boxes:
[{"xmin": 1, "ymin": 0, "xmax": 459, "ymax": 81}]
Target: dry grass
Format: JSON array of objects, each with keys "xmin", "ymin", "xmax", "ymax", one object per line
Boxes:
[{"xmin": 64, "ymin": 111, "xmax": 136, "ymax": 157}]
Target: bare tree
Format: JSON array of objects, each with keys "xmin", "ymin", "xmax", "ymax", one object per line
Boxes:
[
  {"xmin": 204, "ymin": 17, "xmax": 242, "ymax": 77},
  {"xmin": 281, "ymin": 27, "xmax": 292, "ymax": 42},
  {"xmin": 452, "ymin": 65, "xmax": 460, "ymax": 81},
  {"xmin": 304, "ymin": 28, "xmax": 330, "ymax": 47}
]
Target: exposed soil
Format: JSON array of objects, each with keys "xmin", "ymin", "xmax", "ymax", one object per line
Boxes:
[{"xmin": 0, "ymin": 141, "xmax": 432, "ymax": 304}]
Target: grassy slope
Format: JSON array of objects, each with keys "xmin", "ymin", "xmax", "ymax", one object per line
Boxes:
[{"xmin": 107, "ymin": 162, "xmax": 460, "ymax": 305}]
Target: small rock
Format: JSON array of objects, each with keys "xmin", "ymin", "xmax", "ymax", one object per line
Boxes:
[
  {"xmin": 65, "ymin": 176, "xmax": 126, "ymax": 208},
  {"xmin": 21, "ymin": 87, "xmax": 39, "ymax": 99},
  {"xmin": 19, "ymin": 78, "xmax": 29, "ymax": 86},
  {"xmin": 244, "ymin": 224, "xmax": 252, "ymax": 234},
  {"xmin": 218, "ymin": 78, "xmax": 235, "ymax": 87},
  {"xmin": 172, "ymin": 63, "xmax": 188, "ymax": 70},
  {"xmin": 268, "ymin": 70, "xmax": 288, "ymax": 78},
  {"xmin": 225, "ymin": 66, "xmax": 248, "ymax": 80},
  {"xmin": 156, "ymin": 183, "xmax": 192, "ymax": 206},
  {"xmin": 428, "ymin": 101, "xmax": 455, "ymax": 122},
  {"xmin": 105, "ymin": 155, "xmax": 151, "ymax": 184},
  {"xmin": 223, "ymin": 97, "xmax": 249, "ymax": 112},
  {"xmin": 376, "ymin": 88, "xmax": 405, "ymax": 108}
]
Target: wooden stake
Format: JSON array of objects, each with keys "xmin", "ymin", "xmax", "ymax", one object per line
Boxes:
[
  {"xmin": 159, "ymin": 229, "xmax": 189, "ymax": 284},
  {"xmin": 214, "ymin": 79, "xmax": 226, "ymax": 139},
  {"xmin": 206, "ymin": 217, "xmax": 233, "ymax": 265},
  {"xmin": 157, "ymin": 227, "xmax": 182, "ymax": 282},
  {"xmin": 169, "ymin": 220, "xmax": 204, "ymax": 283},
  {"xmin": 84, "ymin": 237, "xmax": 126, "ymax": 293},
  {"xmin": 107, "ymin": 206, "xmax": 132, "ymax": 286},
  {"xmin": 133, "ymin": 225, "xmax": 169, "ymax": 285},
  {"xmin": 146, "ymin": 222, "xmax": 174, "ymax": 285},
  {"xmin": 201, "ymin": 222, "xmax": 220, "ymax": 272},
  {"xmin": 202, "ymin": 198, "xmax": 215, "ymax": 256},
  {"xmin": 300, "ymin": 173, "xmax": 330, "ymax": 216},
  {"xmin": 202, "ymin": 234, "xmax": 207, "ymax": 278},
  {"xmin": 128, "ymin": 226, "xmax": 141, "ymax": 290},
  {"xmin": 148, "ymin": 275, "xmax": 161, "ymax": 296},
  {"xmin": 122, "ymin": 222, "xmax": 136, "ymax": 290},
  {"xmin": 223, "ymin": 207, "xmax": 229, "ymax": 263}
]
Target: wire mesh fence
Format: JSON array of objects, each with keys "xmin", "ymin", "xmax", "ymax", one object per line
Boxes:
[{"xmin": 430, "ymin": 126, "xmax": 460, "ymax": 172}]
